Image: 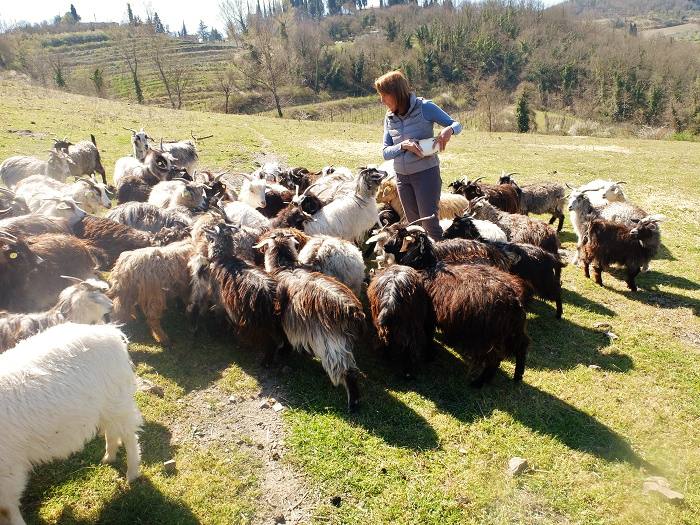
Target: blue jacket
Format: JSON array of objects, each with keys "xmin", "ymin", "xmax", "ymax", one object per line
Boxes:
[{"xmin": 382, "ymin": 93, "xmax": 462, "ymax": 175}]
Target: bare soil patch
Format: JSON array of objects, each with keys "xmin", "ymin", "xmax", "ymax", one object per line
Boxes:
[{"xmin": 169, "ymin": 375, "xmax": 318, "ymax": 525}]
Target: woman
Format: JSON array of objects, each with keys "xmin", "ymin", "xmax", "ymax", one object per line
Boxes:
[{"xmin": 375, "ymin": 70, "xmax": 462, "ymax": 240}]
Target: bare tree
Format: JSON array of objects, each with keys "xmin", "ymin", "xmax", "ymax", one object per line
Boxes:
[
  {"xmin": 150, "ymin": 34, "xmax": 192, "ymax": 109},
  {"xmin": 221, "ymin": 0, "xmax": 289, "ymax": 117},
  {"xmin": 115, "ymin": 30, "xmax": 145, "ymax": 104},
  {"xmin": 291, "ymin": 21, "xmax": 329, "ymax": 95},
  {"xmin": 215, "ymin": 67, "xmax": 237, "ymax": 113}
]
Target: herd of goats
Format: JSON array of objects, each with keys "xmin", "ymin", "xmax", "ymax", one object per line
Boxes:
[{"xmin": 0, "ymin": 129, "xmax": 665, "ymax": 524}]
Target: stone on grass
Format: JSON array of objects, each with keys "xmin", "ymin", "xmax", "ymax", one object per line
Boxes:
[
  {"xmin": 643, "ymin": 476, "xmax": 684, "ymax": 503},
  {"xmin": 507, "ymin": 457, "xmax": 529, "ymax": 476},
  {"xmin": 163, "ymin": 459, "xmax": 177, "ymax": 474},
  {"xmin": 272, "ymin": 402, "xmax": 284, "ymax": 412}
]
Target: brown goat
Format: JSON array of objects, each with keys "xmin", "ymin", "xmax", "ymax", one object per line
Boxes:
[
  {"xmin": 109, "ymin": 240, "xmax": 193, "ymax": 346},
  {"xmin": 383, "ymin": 225, "xmax": 529, "ymax": 386},
  {"xmin": 0, "ymin": 215, "xmax": 70, "ymax": 238},
  {"xmin": 449, "ymin": 177, "xmax": 522, "ymax": 214},
  {"xmin": 10, "ymin": 234, "xmax": 101, "ymax": 312},
  {"xmin": 72, "ymin": 215, "xmax": 153, "ymax": 269},
  {"xmin": 580, "ymin": 218, "xmax": 661, "ymax": 292}
]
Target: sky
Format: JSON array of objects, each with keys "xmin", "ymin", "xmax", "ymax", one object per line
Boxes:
[{"xmin": 0, "ymin": 0, "xmax": 568, "ymax": 33}]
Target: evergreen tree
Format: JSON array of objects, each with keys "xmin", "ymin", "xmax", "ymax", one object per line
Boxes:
[
  {"xmin": 127, "ymin": 3, "xmax": 134, "ymax": 25},
  {"xmin": 515, "ymin": 91, "xmax": 530, "ymax": 133},
  {"xmin": 180, "ymin": 21, "xmax": 188, "ymax": 37},
  {"xmin": 197, "ymin": 20, "xmax": 209, "ymax": 41},
  {"xmin": 70, "ymin": 4, "xmax": 81, "ymax": 23},
  {"xmin": 153, "ymin": 12, "xmax": 165, "ymax": 33},
  {"xmin": 209, "ymin": 28, "xmax": 223, "ymax": 41}
]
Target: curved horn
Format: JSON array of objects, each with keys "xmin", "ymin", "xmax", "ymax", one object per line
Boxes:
[
  {"xmin": 60, "ymin": 275, "xmax": 84, "ymax": 284},
  {"xmin": 405, "ymin": 214, "xmax": 435, "ymax": 227},
  {"xmin": 565, "ymin": 183, "xmax": 574, "ymax": 189},
  {"xmin": 472, "ymin": 176, "xmax": 485, "ymax": 184},
  {"xmin": 122, "ymin": 127, "xmax": 138, "ymax": 134},
  {"xmin": 615, "ymin": 180, "xmax": 627, "ymax": 185},
  {"xmin": 0, "ymin": 187, "xmax": 16, "ymax": 196},
  {"xmin": 214, "ymin": 171, "xmax": 229, "ymax": 182},
  {"xmin": 0, "ymin": 230, "xmax": 18, "ymax": 241},
  {"xmin": 0, "ymin": 208, "xmax": 12, "ymax": 215}
]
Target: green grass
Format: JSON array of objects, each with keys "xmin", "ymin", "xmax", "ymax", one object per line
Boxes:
[{"xmin": 1, "ymin": 72, "xmax": 699, "ymax": 524}]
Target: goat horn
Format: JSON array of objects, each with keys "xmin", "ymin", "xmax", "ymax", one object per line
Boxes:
[
  {"xmin": 122, "ymin": 127, "xmax": 138, "ymax": 133},
  {"xmin": 616, "ymin": 181, "xmax": 627, "ymax": 185},
  {"xmin": 0, "ymin": 207, "xmax": 12, "ymax": 215},
  {"xmin": 473, "ymin": 176, "xmax": 485, "ymax": 184},
  {"xmin": 405, "ymin": 214, "xmax": 435, "ymax": 227},
  {"xmin": 565, "ymin": 183, "xmax": 574, "ymax": 189},
  {"xmin": 190, "ymin": 131, "xmax": 214, "ymax": 142},
  {"xmin": 0, "ymin": 187, "xmax": 15, "ymax": 196},
  {"xmin": 0, "ymin": 230, "xmax": 18, "ymax": 240},
  {"xmin": 504, "ymin": 172, "xmax": 519, "ymax": 177},
  {"xmin": 60, "ymin": 275, "xmax": 84, "ymax": 284},
  {"xmin": 214, "ymin": 171, "xmax": 229, "ymax": 182}
]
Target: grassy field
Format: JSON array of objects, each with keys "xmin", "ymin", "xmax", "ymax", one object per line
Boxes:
[{"xmin": 1, "ymin": 71, "xmax": 699, "ymax": 525}]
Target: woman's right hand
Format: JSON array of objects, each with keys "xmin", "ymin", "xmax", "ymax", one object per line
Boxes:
[{"xmin": 400, "ymin": 139, "xmax": 424, "ymax": 158}]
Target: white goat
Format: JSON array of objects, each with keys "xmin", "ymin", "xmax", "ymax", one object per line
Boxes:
[
  {"xmin": 15, "ymin": 175, "xmax": 111, "ymax": 214},
  {"xmin": 0, "ymin": 323, "xmax": 142, "ymax": 525},
  {"xmin": 124, "ymin": 127, "xmax": 151, "ymax": 161},
  {"xmin": 0, "ymin": 150, "xmax": 75, "ymax": 188},
  {"xmin": 113, "ymin": 150, "xmax": 176, "ymax": 188},
  {"xmin": 148, "ymin": 179, "xmax": 206, "ymax": 210},
  {"xmin": 570, "ymin": 179, "xmax": 627, "ymax": 207},
  {"xmin": 222, "ymin": 201, "xmax": 270, "ymax": 229},
  {"xmin": 298, "ymin": 235, "xmax": 366, "ymax": 297},
  {"xmin": 27, "ymin": 196, "xmax": 87, "ymax": 229},
  {"xmin": 304, "ymin": 167, "xmax": 386, "ymax": 243},
  {"xmin": 0, "ymin": 278, "xmax": 112, "ymax": 353}
]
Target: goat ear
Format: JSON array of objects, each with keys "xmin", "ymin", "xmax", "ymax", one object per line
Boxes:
[{"xmin": 56, "ymin": 202, "xmax": 71, "ymax": 210}]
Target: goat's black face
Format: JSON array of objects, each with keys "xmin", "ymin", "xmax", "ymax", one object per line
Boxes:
[
  {"xmin": 498, "ymin": 175, "xmax": 512, "ymax": 185},
  {"xmin": 443, "ymin": 216, "xmax": 480, "ymax": 240}
]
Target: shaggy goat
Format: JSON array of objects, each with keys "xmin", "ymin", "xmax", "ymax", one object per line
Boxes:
[
  {"xmin": 0, "ymin": 323, "xmax": 142, "ymax": 525},
  {"xmin": 114, "ymin": 149, "xmax": 176, "ymax": 189},
  {"xmin": 0, "ymin": 187, "xmax": 29, "ymax": 218},
  {"xmin": 297, "ymin": 235, "xmax": 366, "ymax": 297},
  {"xmin": 198, "ymin": 224, "xmax": 284, "ymax": 363},
  {"xmin": 580, "ymin": 217, "xmax": 663, "ymax": 291},
  {"xmin": 367, "ymin": 265, "xmax": 435, "ymax": 378},
  {"xmin": 8, "ymin": 233, "xmax": 102, "ymax": 312},
  {"xmin": 442, "ymin": 214, "xmax": 507, "ymax": 242},
  {"xmin": 467, "ymin": 197, "xmax": 559, "ymax": 254},
  {"xmin": 123, "ymin": 127, "xmax": 151, "ymax": 161},
  {"xmin": 0, "ymin": 150, "xmax": 75, "ymax": 188},
  {"xmin": 0, "ymin": 215, "xmax": 69, "ymax": 239},
  {"xmin": 53, "ymin": 134, "xmax": 107, "ymax": 184},
  {"xmin": 256, "ymin": 231, "xmax": 364, "ymax": 411},
  {"xmin": 159, "ymin": 135, "xmax": 199, "ymax": 173},
  {"xmin": 449, "ymin": 176, "xmax": 522, "ymax": 214},
  {"xmin": 148, "ymin": 179, "xmax": 207, "ymax": 210},
  {"xmin": 377, "ymin": 177, "xmax": 470, "ymax": 220},
  {"xmin": 71, "ymin": 215, "xmax": 154, "ymax": 269},
  {"xmin": 498, "ymin": 174, "xmax": 566, "ymax": 231},
  {"xmin": 0, "ymin": 277, "xmax": 112, "ymax": 353},
  {"xmin": 383, "ymin": 225, "xmax": 529, "ymax": 385},
  {"xmin": 304, "ymin": 167, "xmax": 386, "ymax": 242},
  {"xmin": 106, "ymin": 202, "xmax": 193, "ymax": 233},
  {"xmin": 0, "ymin": 231, "xmax": 44, "ymax": 313},
  {"xmin": 109, "ymin": 240, "xmax": 193, "ymax": 347},
  {"xmin": 573, "ymin": 179, "xmax": 627, "ymax": 206},
  {"xmin": 16, "ymin": 174, "xmax": 111, "ymax": 214}
]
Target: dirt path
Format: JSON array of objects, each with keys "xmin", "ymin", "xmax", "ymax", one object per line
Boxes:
[{"xmin": 169, "ymin": 376, "xmax": 318, "ymax": 525}]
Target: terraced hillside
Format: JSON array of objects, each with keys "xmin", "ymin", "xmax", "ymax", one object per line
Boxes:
[{"xmin": 39, "ymin": 31, "xmax": 236, "ymax": 111}]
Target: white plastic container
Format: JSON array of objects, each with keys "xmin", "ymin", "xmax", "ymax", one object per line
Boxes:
[{"xmin": 418, "ymin": 137, "xmax": 439, "ymax": 156}]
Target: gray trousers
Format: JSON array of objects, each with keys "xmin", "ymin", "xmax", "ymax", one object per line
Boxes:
[{"xmin": 396, "ymin": 165, "xmax": 443, "ymax": 240}]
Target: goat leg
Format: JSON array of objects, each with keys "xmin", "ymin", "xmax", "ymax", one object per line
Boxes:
[
  {"xmin": 593, "ymin": 266, "xmax": 603, "ymax": 287},
  {"xmin": 344, "ymin": 368, "xmax": 361, "ymax": 413},
  {"xmin": 555, "ymin": 294, "xmax": 563, "ymax": 319},
  {"xmin": 556, "ymin": 213, "xmax": 564, "ymax": 232},
  {"xmin": 147, "ymin": 316, "xmax": 171, "ymax": 348},
  {"xmin": 583, "ymin": 261, "xmax": 590, "ymax": 279},
  {"xmin": 470, "ymin": 361, "xmax": 500, "ymax": 388},
  {"xmin": 626, "ymin": 266, "xmax": 640, "ymax": 292}
]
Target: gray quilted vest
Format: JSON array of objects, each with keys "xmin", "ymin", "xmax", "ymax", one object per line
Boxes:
[{"xmin": 385, "ymin": 93, "xmax": 439, "ymax": 175}]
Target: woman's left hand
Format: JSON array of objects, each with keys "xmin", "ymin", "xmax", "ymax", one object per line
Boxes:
[{"xmin": 434, "ymin": 127, "xmax": 454, "ymax": 152}]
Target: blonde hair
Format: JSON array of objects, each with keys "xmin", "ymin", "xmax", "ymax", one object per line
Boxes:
[{"xmin": 374, "ymin": 70, "xmax": 411, "ymax": 116}]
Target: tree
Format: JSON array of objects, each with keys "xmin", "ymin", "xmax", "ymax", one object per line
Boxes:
[
  {"xmin": 151, "ymin": 36, "xmax": 192, "ymax": 109},
  {"xmin": 215, "ymin": 68, "xmax": 237, "ymax": 113},
  {"xmin": 515, "ymin": 90, "xmax": 530, "ymax": 133},
  {"xmin": 50, "ymin": 55, "xmax": 67, "ymax": 88},
  {"xmin": 153, "ymin": 12, "xmax": 166, "ymax": 33},
  {"xmin": 197, "ymin": 20, "xmax": 209, "ymax": 42},
  {"xmin": 127, "ymin": 3, "xmax": 134, "ymax": 25},
  {"xmin": 69, "ymin": 4, "xmax": 81, "ymax": 23},
  {"xmin": 221, "ymin": 0, "xmax": 289, "ymax": 117},
  {"xmin": 89, "ymin": 67, "xmax": 105, "ymax": 96},
  {"xmin": 210, "ymin": 28, "xmax": 224, "ymax": 41},
  {"xmin": 180, "ymin": 21, "xmax": 187, "ymax": 37},
  {"xmin": 116, "ymin": 31, "xmax": 145, "ymax": 103}
]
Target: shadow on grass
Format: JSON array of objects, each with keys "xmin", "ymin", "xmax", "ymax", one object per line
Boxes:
[
  {"xmin": 561, "ymin": 288, "xmax": 616, "ymax": 316},
  {"xmin": 599, "ymin": 269, "xmax": 700, "ymax": 315},
  {"xmin": 31, "ymin": 477, "xmax": 199, "ymax": 525},
  {"xmin": 126, "ymin": 308, "xmax": 245, "ymax": 394},
  {"xmin": 23, "ymin": 422, "xmax": 187, "ymax": 525},
  {"xmin": 389, "ymin": 349, "xmax": 653, "ymax": 470},
  {"xmin": 557, "ymin": 229, "xmax": 578, "ymax": 244},
  {"xmin": 655, "ymin": 242, "xmax": 676, "ymax": 261}
]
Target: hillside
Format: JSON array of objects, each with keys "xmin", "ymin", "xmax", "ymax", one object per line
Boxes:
[
  {"xmin": 559, "ymin": 0, "xmax": 700, "ymax": 18},
  {"xmin": 1, "ymin": 73, "xmax": 699, "ymax": 525}
]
